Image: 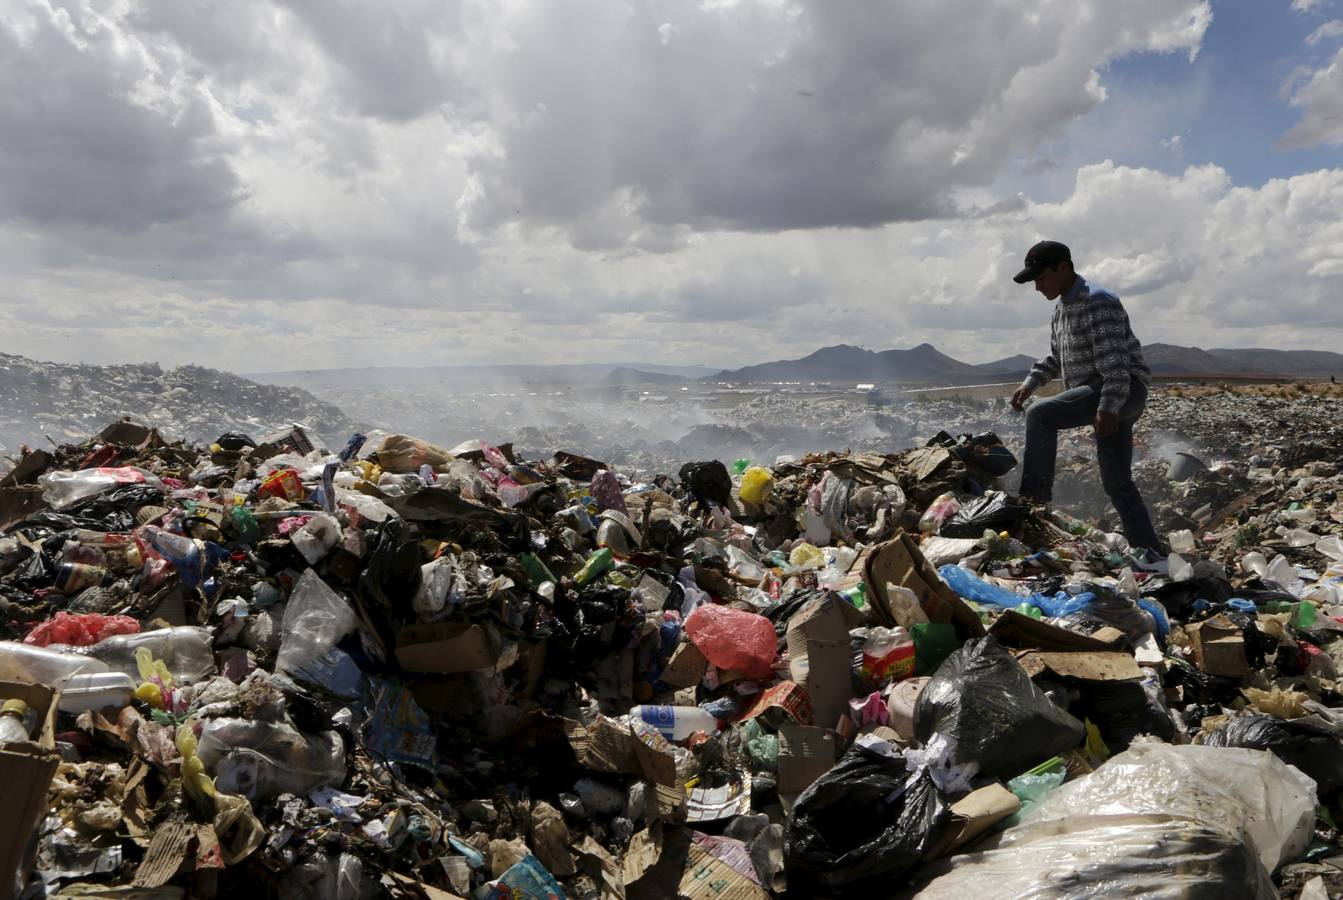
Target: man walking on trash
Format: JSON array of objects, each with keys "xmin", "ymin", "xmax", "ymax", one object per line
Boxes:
[{"xmin": 1008, "ymin": 240, "xmax": 1164, "ymax": 556}]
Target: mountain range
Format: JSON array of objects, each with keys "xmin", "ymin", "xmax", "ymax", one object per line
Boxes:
[{"xmin": 707, "ymin": 343, "xmax": 1343, "ymax": 384}]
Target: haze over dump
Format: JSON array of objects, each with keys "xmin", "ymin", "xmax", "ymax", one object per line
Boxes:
[{"xmin": 2, "ymin": 1, "xmax": 1343, "ymax": 376}]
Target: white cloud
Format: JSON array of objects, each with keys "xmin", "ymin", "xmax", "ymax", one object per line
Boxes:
[
  {"xmin": 1306, "ymin": 19, "xmax": 1343, "ymax": 44},
  {"xmin": 1281, "ymin": 45, "xmax": 1343, "ymax": 147},
  {"xmin": 1293, "ymin": 0, "xmax": 1328, "ymax": 12},
  {"xmin": 5, "ymin": 0, "xmax": 1339, "ymax": 377}
]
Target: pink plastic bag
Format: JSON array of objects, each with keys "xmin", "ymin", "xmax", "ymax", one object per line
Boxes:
[
  {"xmin": 25, "ymin": 611, "xmax": 141, "ymax": 647},
  {"xmin": 684, "ymin": 604, "xmax": 777, "ymax": 679}
]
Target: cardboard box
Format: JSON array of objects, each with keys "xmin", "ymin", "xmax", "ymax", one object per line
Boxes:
[
  {"xmin": 1015, "ymin": 650, "xmax": 1144, "ymax": 682},
  {"xmin": 862, "ymin": 531, "xmax": 985, "ymax": 638},
  {"xmin": 926, "ymin": 782, "xmax": 1021, "ymax": 858},
  {"xmin": 1186, "ymin": 614, "xmax": 1249, "ymax": 678},
  {"xmin": 777, "ymin": 723, "xmax": 836, "ymax": 794},
  {"xmin": 0, "ymin": 681, "xmax": 61, "ymax": 900},
  {"xmin": 786, "ymin": 596, "xmax": 854, "ymax": 729},
  {"xmin": 395, "ymin": 622, "xmax": 502, "ymax": 674}
]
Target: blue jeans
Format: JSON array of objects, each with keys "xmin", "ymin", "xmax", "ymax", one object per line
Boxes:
[{"xmin": 1018, "ymin": 378, "xmax": 1162, "ymax": 553}]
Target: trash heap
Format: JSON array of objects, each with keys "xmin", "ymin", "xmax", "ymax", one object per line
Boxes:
[{"xmin": 1, "ymin": 414, "xmax": 1343, "ymax": 898}]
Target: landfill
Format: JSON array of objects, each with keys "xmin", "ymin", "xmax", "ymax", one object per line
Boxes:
[{"xmin": 3, "ymin": 390, "xmax": 1343, "ymax": 899}]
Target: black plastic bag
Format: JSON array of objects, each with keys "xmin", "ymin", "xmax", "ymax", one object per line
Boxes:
[
  {"xmin": 678, "ymin": 460, "xmax": 732, "ymax": 507},
  {"xmin": 940, "ymin": 492, "xmax": 1028, "ymax": 538},
  {"xmin": 1069, "ymin": 678, "xmax": 1175, "ymax": 752},
  {"xmin": 915, "ymin": 636, "xmax": 1084, "ymax": 777},
  {"xmin": 785, "ymin": 746, "xmax": 950, "ymax": 895},
  {"xmin": 215, "ymin": 432, "xmax": 257, "ymax": 451},
  {"xmin": 1204, "ymin": 714, "xmax": 1343, "ymax": 797}
]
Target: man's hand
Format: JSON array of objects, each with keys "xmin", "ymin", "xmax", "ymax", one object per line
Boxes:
[
  {"xmin": 1010, "ymin": 386, "xmax": 1032, "ymax": 412},
  {"xmin": 1094, "ymin": 410, "xmax": 1119, "ymax": 438}
]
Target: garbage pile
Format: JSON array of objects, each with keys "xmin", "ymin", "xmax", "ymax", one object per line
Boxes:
[
  {"xmin": 2, "ymin": 412, "xmax": 1343, "ymax": 898},
  {"xmin": 0, "ymin": 352, "xmax": 356, "ymax": 457}
]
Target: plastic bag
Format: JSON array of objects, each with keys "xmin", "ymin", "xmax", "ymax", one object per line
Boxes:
[
  {"xmin": 276, "ymin": 569, "xmax": 357, "ymax": 679},
  {"xmin": 937, "ymin": 564, "xmax": 1022, "ymax": 609},
  {"xmin": 1204, "ymin": 713, "xmax": 1343, "ymax": 797},
  {"xmin": 684, "ymin": 604, "xmax": 777, "ymax": 678},
  {"xmin": 940, "ymin": 491, "xmax": 1027, "ymax": 539},
  {"xmin": 196, "ymin": 717, "xmax": 346, "ymax": 801},
  {"xmin": 785, "ymin": 744, "xmax": 950, "ymax": 894},
  {"xmin": 918, "ymin": 493, "xmax": 960, "ymax": 535},
  {"xmin": 40, "ymin": 467, "xmax": 166, "ymax": 510},
  {"xmin": 914, "ymin": 743, "xmax": 1316, "ymax": 898},
  {"xmin": 739, "ymin": 467, "xmax": 773, "ymax": 504},
  {"xmin": 679, "ymin": 460, "xmax": 733, "ymax": 507},
  {"xmin": 1027, "ymin": 742, "xmax": 1316, "ymax": 873},
  {"xmin": 25, "ymin": 611, "xmax": 140, "ymax": 647},
  {"xmin": 589, "ymin": 469, "xmax": 628, "ymax": 515},
  {"xmin": 915, "ymin": 636, "xmax": 1084, "ymax": 778}
]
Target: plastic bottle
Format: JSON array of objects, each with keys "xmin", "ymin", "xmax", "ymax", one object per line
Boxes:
[
  {"xmin": 629, "ymin": 705, "xmax": 719, "ymax": 741},
  {"xmin": 58, "ymin": 672, "xmax": 137, "ymax": 713},
  {"xmin": 0, "ymin": 641, "xmax": 110, "ymax": 686},
  {"xmin": 1167, "ymin": 530, "xmax": 1197, "ymax": 555},
  {"xmin": 53, "ymin": 562, "xmax": 110, "ymax": 595},
  {"xmin": 0, "ymin": 699, "xmax": 33, "ymax": 745},
  {"xmin": 54, "ymin": 626, "xmax": 216, "ymax": 685}
]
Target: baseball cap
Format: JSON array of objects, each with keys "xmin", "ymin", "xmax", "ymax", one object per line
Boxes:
[{"xmin": 1012, "ymin": 241, "xmax": 1071, "ymax": 284}]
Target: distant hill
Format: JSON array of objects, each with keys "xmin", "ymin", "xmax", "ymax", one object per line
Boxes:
[
  {"xmin": 709, "ymin": 343, "xmax": 985, "ymax": 384},
  {"xmin": 708, "ymin": 342, "xmax": 1343, "ymax": 385},
  {"xmin": 604, "ymin": 367, "xmax": 691, "ymax": 385}
]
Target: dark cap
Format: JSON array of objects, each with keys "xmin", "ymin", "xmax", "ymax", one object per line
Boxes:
[{"xmin": 1013, "ymin": 241, "xmax": 1071, "ymax": 284}]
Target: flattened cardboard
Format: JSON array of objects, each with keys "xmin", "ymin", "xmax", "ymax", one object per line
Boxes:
[
  {"xmin": 395, "ymin": 621, "xmax": 501, "ymax": 674},
  {"xmin": 0, "ymin": 680, "xmax": 61, "ymax": 900},
  {"xmin": 132, "ymin": 817, "xmax": 195, "ymax": 888},
  {"xmin": 1015, "ymin": 650, "xmax": 1144, "ymax": 682},
  {"xmin": 989, "ymin": 609, "xmax": 1122, "ymax": 652},
  {"xmin": 777, "ymin": 724, "xmax": 836, "ymax": 794},
  {"xmin": 862, "ymin": 532, "xmax": 985, "ymax": 637},
  {"xmin": 628, "ymin": 826, "xmax": 767, "ymax": 900},
  {"xmin": 926, "ymin": 782, "xmax": 1021, "ymax": 858},
  {"xmin": 661, "ymin": 642, "xmax": 708, "ymax": 689}
]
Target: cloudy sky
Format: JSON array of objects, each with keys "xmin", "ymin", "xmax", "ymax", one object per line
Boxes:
[{"xmin": 2, "ymin": 0, "xmax": 1342, "ymax": 373}]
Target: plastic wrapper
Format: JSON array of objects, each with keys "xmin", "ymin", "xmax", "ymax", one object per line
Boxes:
[
  {"xmin": 940, "ymin": 491, "xmax": 1028, "ymax": 539},
  {"xmin": 785, "ymin": 744, "xmax": 950, "ymax": 894},
  {"xmin": 918, "ymin": 492, "xmax": 960, "ymax": 534},
  {"xmin": 685, "ymin": 603, "xmax": 777, "ymax": 678},
  {"xmin": 1204, "ymin": 713, "xmax": 1343, "ymax": 797},
  {"xmin": 196, "ymin": 717, "xmax": 346, "ymax": 800},
  {"xmin": 276, "ymin": 569, "xmax": 357, "ymax": 679},
  {"xmin": 915, "ymin": 636, "xmax": 1085, "ymax": 778}
]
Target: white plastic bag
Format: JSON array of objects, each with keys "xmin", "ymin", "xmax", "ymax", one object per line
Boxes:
[{"xmin": 914, "ymin": 743, "xmax": 1316, "ymax": 899}]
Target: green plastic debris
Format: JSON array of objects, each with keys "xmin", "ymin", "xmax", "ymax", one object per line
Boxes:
[
  {"xmin": 731, "ymin": 459, "xmax": 752, "ymax": 475},
  {"xmin": 519, "ymin": 553, "xmax": 557, "ymax": 588},
  {"xmin": 575, "ymin": 548, "xmax": 615, "ymax": 586},
  {"xmin": 1295, "ymin": 601, "xmax": 1318, "ymax": 629}
]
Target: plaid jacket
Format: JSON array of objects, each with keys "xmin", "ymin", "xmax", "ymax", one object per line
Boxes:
[{"xmin": 1022, "ymin": 275, "xmax": 1151, "ymax": 414}]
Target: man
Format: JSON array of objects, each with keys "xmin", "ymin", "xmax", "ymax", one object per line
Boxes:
[{"xmin": 1009, "ymin": 240, "xmax": 1163, "ymax": 555}]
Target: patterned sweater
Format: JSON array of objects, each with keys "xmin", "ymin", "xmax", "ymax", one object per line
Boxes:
[{"xmin": 1022, "ymin": 275, "xmax": 1151, "ymax": 414}]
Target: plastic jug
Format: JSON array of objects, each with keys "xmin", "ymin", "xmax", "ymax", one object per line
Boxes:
[{"xmin": 629, "ymin": 705, "xmax": 719, "ymax": 742}]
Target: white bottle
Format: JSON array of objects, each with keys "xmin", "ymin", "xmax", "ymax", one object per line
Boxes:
[
  {"xmin": 629, "ymin": 705, "xmax": 719, "ymax": 742},
  {"xmin": 0, "ymin": 699, "xmax": 33, "ymax": 745}
]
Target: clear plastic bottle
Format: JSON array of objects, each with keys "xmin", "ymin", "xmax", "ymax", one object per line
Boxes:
[
  {"xmin": 53, "ymin": 626, "xmax": 216, "ymax": 684},
  {"xmin": 0, "ymin": 698, "xmax": 32, "ymax": 745},
  {"xmin": 0, "ymin": 641, "xmax": 110, "ymax": 686},
  {"xmin": 629, "ymin": 705, "xmax": 719, "ymax": 741}
]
